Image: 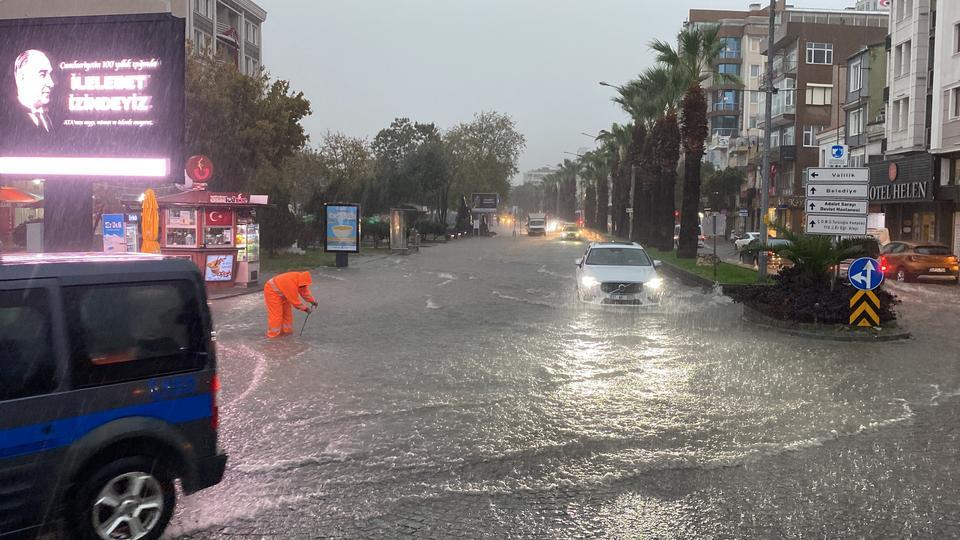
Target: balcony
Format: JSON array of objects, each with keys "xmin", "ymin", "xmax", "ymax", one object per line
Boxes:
[{"xmin": 717, "ymin": 50, "xmax": 742, "ymax": 60}]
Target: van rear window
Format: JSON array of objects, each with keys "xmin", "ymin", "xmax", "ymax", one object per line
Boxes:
[
  {"xmin": 64, "ymin": 280, "xmax": 206, "ymax": 388},
  {"xmin": 0, "ymin": 288, "xmax": 56, "ymax": 400}
]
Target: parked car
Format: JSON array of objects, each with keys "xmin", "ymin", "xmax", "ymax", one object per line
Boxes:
[
  {"xmin": 575, "ymin": 242, "xmax": 664, "ymax": 306},
  {"xmin": 879, "ymin": 241, "xmax": 960, "ymax": 282},
  {"xmin": 560, "ymin": 224, "xmax": 581, "ymax": 241},
  {"xmin": 673, "ymin": 224, "xmax": 706, "ymax": 250},
  {"xmin": 739, "ymin": 238, "xmax": 793, "ymax": 272},
  {"xmin": 0, "ymin": 253, "xmax": 226, "ymax": 539},
  {"xmin": 734, "ymin": 232, "xmax": 761, "ymax": 252},
  {"xmin": 836, "ymin": 236, "xmax": 882, "ymax": 279}
]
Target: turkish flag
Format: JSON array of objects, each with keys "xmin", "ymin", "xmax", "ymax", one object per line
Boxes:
[{"xmin": 205, "ymin": 209, "xmax": 233, "ymax": 226}]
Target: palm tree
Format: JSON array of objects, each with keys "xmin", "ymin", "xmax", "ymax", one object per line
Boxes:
[
  {"xmin": 596, "ymin": 123, "xmax": 632, "ymax": 238},
  {"xmin": 557, "ymin": 159, "xmax": 580, "ymax": 222},
  {"xmin": 579, "ymin": 149, "xmax": 610, "ymax": 233},
  {"xmin": 651, "ymin": 25, "xmax": 741, "ymax": 258}
]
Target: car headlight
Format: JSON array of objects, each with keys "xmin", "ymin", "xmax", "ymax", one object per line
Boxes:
[
  {"xmin": 646, "ymin": 277, "xmax": 663, "ymax": 290},
  {"xmin": 581, "ymin": 276, "xmax": 600, "ymax": 289}
]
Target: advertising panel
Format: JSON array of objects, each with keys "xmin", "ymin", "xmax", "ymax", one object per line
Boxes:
[
  {"xmin": 101, "ymin": 213, "xmax": 125, "ymax": 252},
  {"xmin": 325, "ymin": 203, "xmax": 360, "ymax": 253},
  {"xmin": 204, "ymin": 254, "xmax": 234, "ymax": 282},
  {"xmin": 0, "ymin": 14, "xmax": 185, "ymax": 179}
]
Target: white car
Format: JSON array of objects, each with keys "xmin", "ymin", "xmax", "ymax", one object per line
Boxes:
[
  {"xmin": 575, "ymin": 242, "xmax": 664, "ymax": 305},
  {"xmin": 734, "ymin": 232, "xmax": 761, "ymax": 252}
]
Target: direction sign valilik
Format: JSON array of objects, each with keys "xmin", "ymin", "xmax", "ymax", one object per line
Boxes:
[
  {"xmin": 806, "ymin": 199, "xmax": 869, "ymax": 215},
  {"xmin": 805, "ymin": 214, "xmax": 868, "ymax": 235},
  {"xmin": 805, "ymin": 183, "xmax": 869, "ymax": 199},
  {"xmin": 806, "ymin": 168, "xmax": 869, "ymax": 183}
]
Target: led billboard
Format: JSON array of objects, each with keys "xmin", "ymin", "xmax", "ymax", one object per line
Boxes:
[{"xmin": 0, "ymin": 13, "xmax": 185, "ymax": 179}]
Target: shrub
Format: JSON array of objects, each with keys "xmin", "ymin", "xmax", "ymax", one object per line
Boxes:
[{"xmin": 729, "ymin": 265, "xmax": 899, "ymax": 325}]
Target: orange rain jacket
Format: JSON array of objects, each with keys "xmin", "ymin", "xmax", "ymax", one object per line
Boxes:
[{"xmin": 267, "ymin": 271, "xmax": 316, "ymax": 310}]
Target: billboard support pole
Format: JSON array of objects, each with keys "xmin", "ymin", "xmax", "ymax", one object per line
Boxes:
[{"xmin": 335, "ymin": 252, "xmax": 348, "ymax": 268}]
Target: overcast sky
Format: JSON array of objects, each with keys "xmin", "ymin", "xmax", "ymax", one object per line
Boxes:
[{"xmin": 259, "ymin": 0, "xmax": 871, "ymax": 182}]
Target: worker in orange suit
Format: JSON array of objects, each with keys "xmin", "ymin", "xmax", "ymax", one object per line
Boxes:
[{"xmin": 263, "ymin": 271, "xmax": 318, "ymax": 338}]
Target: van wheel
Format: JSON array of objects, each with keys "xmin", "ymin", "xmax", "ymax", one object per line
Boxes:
[{"xmin": 69, "ymin": 456, "xmax": 175, "ymax": 540}]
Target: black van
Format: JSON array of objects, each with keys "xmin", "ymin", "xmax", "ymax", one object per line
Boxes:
[{"xmin": 0, "ymin": 253, "xmax": 226, "ymax": 540}]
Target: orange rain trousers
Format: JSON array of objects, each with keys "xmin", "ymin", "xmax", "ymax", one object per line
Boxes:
[{"xmin": 264, "ymin": 271, "xmax": 316, "ymax": 338}]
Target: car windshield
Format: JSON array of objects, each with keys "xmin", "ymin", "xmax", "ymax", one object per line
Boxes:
[
  {"xmin": 915, "ymin": 245, "xmax": 951, "ymax": 255},
  {"xmin": 586, "ymin": 248, "xmax": 651, "ymax": 266},
  {"xmin": 563, "ymin": 226, "xmax": 578, "ymax": 232}
]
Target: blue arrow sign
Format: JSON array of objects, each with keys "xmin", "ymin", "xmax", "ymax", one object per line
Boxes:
[
  {"xmin": 831, "ymin": 145, "xmax": 845, "ymax": 159},
  {"xmin": 848, "ymin": 257, "xmax": 884, "ymax": 291}
]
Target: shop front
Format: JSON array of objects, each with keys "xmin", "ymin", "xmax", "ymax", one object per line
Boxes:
[
  {"xmin": 157, "ymin": 191, "xmax": 268, "ymax": 290},
  {"xmin": 868, "ymin": 154, "xmax": 955, "ymax": 245}
]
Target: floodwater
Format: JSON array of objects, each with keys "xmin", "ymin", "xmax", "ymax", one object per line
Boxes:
[{"xmin": 168, "ymin": 230, "xmax": 960, "ymax": 538}]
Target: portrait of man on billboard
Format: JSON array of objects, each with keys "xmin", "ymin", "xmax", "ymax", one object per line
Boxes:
[{"xmin": 13, "ymin": 49, "xmax": 55, "ymax": 133}]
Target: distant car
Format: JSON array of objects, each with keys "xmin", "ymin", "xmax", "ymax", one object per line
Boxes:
[
  {"xmin": 575, "ymin": 242, "xmax": 664, "ymax": 306},
  {"xmin": 673, "ymin": 224, "xmax": 706, "ymax": 249},
  {"xmin": 561, "ymin": 224, "xmax": 580, "ymax": 241},
  {"xmin": 734, "ymin": 232, "xmax": 761, "ymax": 252},
  {"xmin": 739, "ymin": 238, "xmax": 793, "ymax": 272},
  {"xmin": 880, "ymin": 241, "xmax": 959, "ymax": 282},
  {"xmin": 836, "ymin": 237, "xmax": 882, "ymax": 279}
]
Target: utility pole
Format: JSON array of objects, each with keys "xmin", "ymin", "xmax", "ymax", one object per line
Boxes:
[{"xmin": 758, "ymin": 0, "xmax": 775, "ymax": 281}]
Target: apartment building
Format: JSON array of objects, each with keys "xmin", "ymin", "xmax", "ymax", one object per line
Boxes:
[
  {"xmin": 762, "ymin": 5, "xmax": 888, "ymax": 232},
  {"xmin": 868, "ymin": 0, "xmax": 958, "ymax": 252},
  {"xmin": 687, "ymin": 4, "xmax": 771, "ymax": 172},
  {"xmin": 188, "ymin": 0, "xmax": 266, "ymax": 76}
]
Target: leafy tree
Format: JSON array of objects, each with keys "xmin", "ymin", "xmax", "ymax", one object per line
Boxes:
[
  {"xmin": 185, "ymin": 49, "xmax": 311, "ymax": 254},
  {"xmin": 702, "ymin": 166, "xmax": 743, "ymax": 211},
  {"xmin": 369, "ymin": 118, "xmax": 442, "ymax": 213},
  {"xmin": 447, "ymin": 111, "xmax": 526, "ymax": 207},
  {"xmin": 651, "ymin": 25, "xmax": 741, "ymax": 258},
  {"xmin": 509, "ymin": 181, "xmax": 545, "ymax": 216}
]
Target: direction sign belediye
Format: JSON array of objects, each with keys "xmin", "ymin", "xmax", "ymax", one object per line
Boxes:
[
  {"xmin": 806, "ymin": 198, "xmax": 869, "ymax": 215},
  {"xmin": 805, "ymin": 214, "xmax": 868, "ymax": 235},
  {"xmin": 806, "ymin": 167, "xmax": 869, "ymax": 183},
  {"xmin": 805, "ymin": 183, "xmax": 869, "ymax": 199}
]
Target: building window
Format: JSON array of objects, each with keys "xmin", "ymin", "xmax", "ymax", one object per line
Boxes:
[
  {"xmin": 847, "ymin": 108, "xmax": 864, "ymax": 137},
  {"xmin": 782, "ymin": 125, "xmax": 795, "ymax": 146},
  {"xmin": 892, "ymin": 98, "xmax": 909, "ymax": 132},
  {"xmin": 783, "ymin": 78, "xmax": 795, "ymax": 109},
  {"xmin": 770, "ymin": 129, "xmax": 780, "ymax": 148},
  {"xmin": 245, "ymin": 21, "xmax": 260, "ymax": 45},
  {"xmin": 751, "ymin": 37, "xmax": 762, "ymax": 52},
  {"xmin": 193, "ymin": 30, "xmax": 212, "ymax": 52},
  {"xmin": 849, "ymin": 57, "xmax": 862, "ymax": 91},
  {"xmin": 749, "ymin": 115, "xmax": 759, "ymax": 129},
  {"xmin": 805, "ymin": 42, "xmax": 833, "ymax": 65},
  {"xmin": 718, "ymin": 63, "xmax": 740, "ymax": 76},
  {"xmin": 719, "ymin": 37, "xmax": 741, "ymax": 59},
  {"xmin": 897, "ymin": 0, "xmax": 912, "ymax": 21},
  {"xmin": 850, "ymin": 152, "xmax": 865, "ymax": 168},
  {"xmin": 805, "ymin": 84, "xmax": 833, "ymax": 106},
  {"xmin": 750, "ymin": 91, "xmax": 759, "ymax": 104},
  {"xmin": 951, "ymin": 88, "xmax": 960, "ymax": 119},
  {"xmin": 195, "ymin": 0, "xmax": 214, "ymax": 19},
  {"xmin": 245, "ymin": 56, "xmax": 259, "ymax": 75},
  {"xmin": 895, "ymin": 41, "xmax": 912, "ymax": 77},
  {"xmin": 803, "ymin": 125, "xmax": 824, "ymax": 147},
  {"xmin": 750, "ymin": 64, "xmax": 761, "ymax": 78},
  {"xmin": 950, "ymin": 158, "xmax": 960, "ymax": 185}
]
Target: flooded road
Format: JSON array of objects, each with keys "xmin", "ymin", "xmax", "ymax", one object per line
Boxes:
[{"xmin": 169, "ymin": 232, "xmax": 960, "ymax": 538}]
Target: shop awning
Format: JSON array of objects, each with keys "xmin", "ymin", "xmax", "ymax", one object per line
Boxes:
[{"xmin": 0, "ymin": 186, "xmax": 42, "ymax": 205}]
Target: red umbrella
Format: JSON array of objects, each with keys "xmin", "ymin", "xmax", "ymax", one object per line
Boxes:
[{"xmin": 0, "ymin": 186, "xmax": 40, "ymax": 204}]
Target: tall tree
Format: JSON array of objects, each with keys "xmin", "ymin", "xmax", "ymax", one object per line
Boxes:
[
  {"xmin": 579, "ymin": 150, "xmax": 609, "ymax": 231},
  {"xmin": 651, "ymin": 25, "xmax": 740, "ymax": 258},
  {"xmin": 185, "ymin": 50, "xmax": 311, "ymax": 254},
  {"xmin": 597, "ymin": 123, "xmax": 632, "ymax": 238},
  {"xmin": 446, "ymin": 111, "xmax": 526, "ymax": 208}
]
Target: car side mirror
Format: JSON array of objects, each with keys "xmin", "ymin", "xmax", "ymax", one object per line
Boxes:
[
  {"xmin": 653, "ymin": 260, "xmax": 662, "ymax": 268},
  {"xmin": 575, "ymin": 257, "xmax": 583, "ymax": 267}
]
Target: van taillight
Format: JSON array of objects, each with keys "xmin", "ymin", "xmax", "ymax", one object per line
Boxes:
[{"xmin": 211, "ymin": 374, "xmax": 221, "ymax": 430}]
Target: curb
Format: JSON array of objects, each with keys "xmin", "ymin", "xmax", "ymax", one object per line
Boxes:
[
  {"xmin": 656, "ymin": 260, "xmax": 717, "ymax": 289},
  {"xmin": 740, "ymin": 305, "xmax": 912, "ymax": 342}
]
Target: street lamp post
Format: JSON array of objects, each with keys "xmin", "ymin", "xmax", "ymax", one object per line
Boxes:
[{"xmin": 758, "ymin": 0, "xmax": 775, "ymax": 281}]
